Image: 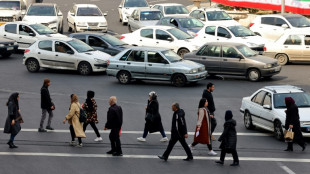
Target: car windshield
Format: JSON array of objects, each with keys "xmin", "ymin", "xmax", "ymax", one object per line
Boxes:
[
  {"xmin": 177, "ymin": 18, "xmax": 204, "ymax": 28},
  {"xmin": 161, "ymin": 50, "xmax": 182, "ymax": 62},
  {"xmin": 0, "ymin": 1, "xmax": 20, "ymax": 10},
  {"xmin": 67, "ymin": 39, "xmax": 95, "ymax": 53},
  {"xmin": 286, "ymin": 16, "xmax": 310, "ymax": 28},
  {"xmin": 27, "ymin": 6, "xmax": 55, "ymax": 16},
  {"xmin": 167, "ymin": 28, "xmax": 192, "ymax": 40},
  {"xmin": 236, "ymin": 45, "xmax": 257, "ymax": 57},
  {"xmin": 140, "ymin": 11, "xmax": 162, "ymax": 21},
  {"xmin": 101, "ymin": 35, "xmax": 127, "ymax": 46},
  {"xmin": 30, "ymin": 24, "xmax": 55, "ymax": 34},
  {"xmin": 124, "ymin": 0, "xmax": 148, "ymax": 7},
  {"xmin": 77, "ymin": 7, "xmax": 102, "ymax": 16},
  {"xmin": 228, "ymin": 25, "xmax": 256, "ymax": 37},
  {"xmin": 164, "ymin": 6, "xmax": 189, "ymax": 15},
  {"xmin": 274, "ymin": 92, "xmax": 310, "ymax": 108},
  {"xmin": 206, "ymin": 11, "xmax": 232, "ymax": 21}
]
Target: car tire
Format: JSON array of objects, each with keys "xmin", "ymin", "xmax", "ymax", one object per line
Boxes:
[
  {"xmin": 128, "ymin": 25, "xmax": 132, "ymax": 32},
  {"xmin": 172, "ymin": 74, "xmax": 187, "ymax": 87},
  {"xmin": 78, "ymin": 62, "xmax": 92, "ymax": 75},
  {"xmin": 177, "ymin": 48, "xmax": 189, "ymax": 58},
  {"xmin": 276, "ymin": 54, "xmax": 288, "ymax": 66},
  {"xmin": 247, "ymin": 68, "xmax": 261, "ymax": 82},
  {"xmin": 26, "ymin": 58, "xmax": 40, "ymax": 72},
  {"xmin": 244, "ymin": 111, "xmax": 255, "ymax": 129},
  {"xmin": 1, "ymin": 52, "xmax": 12, "ymax": 58},
  {"xmin": 74, "ymin": 24, "xmax": 78, "ymax": 33},
  {"xmin": 117, "ymin": 71, "xmax": 131, "ymax": 84},
  {"xmin": 274, "ymin": 120, "xmax": 284, "ymax": 141},
  {"xmin": 60, "ymin": 22, "xmax": 64, "ymax": 34}
]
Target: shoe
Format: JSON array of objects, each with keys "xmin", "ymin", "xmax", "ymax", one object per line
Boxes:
[
  {"xmin": 7, "ymin": 141, "xmax": 14, "ymax": 148},
  {"xmin": 211, "ymin": 135, "xmax": 217, "ymax": 141},
  {"xmin": 75, "ymin": 143, "xmax": 83, "ymax": 148},
  {"xmin": 208, "ymin": 150, "xmax": 217, "ymax": 156},
  {"xmin": 94, "ymin": 137, "xmax": 103, "ymax": 142},
  {"xmin": 46, "ymin": 126, "xmax": 54, "ymax": 130},
  {"xmin": 11, "ymin": 143, "xmax": 18, "ymax": 148},
  {"xmin": 188, "ymin": 144, "xmax": 193, "ymax": 153},
  {"xmin": 302, "ymin": 143, "xmax": 307, "ymax": 151},
  {"xmin": 160, "ymin": 137, "xmax": 169, "ymax": 142},
  {"xmin": 230, "ymin": 162, "xmax": 239, "ymax": 166},
  {"xmin": 137, "ymin": 137, "xmax": 146, "ymax": 142},
  {"xmin": 69, "ymin": 141, "xmax": 76, "ymax": 146},
  {"xmin": 106, "ymin": 150, "xmax": 115, "ymax": 154},
  {"xmin": 38, "ymin": 128, "xmax": 47, "ymax": 132},
  {"xmin": 284, "ymin": 149, "xmax": 293, "ymax": 151},
  {"xmin": 215, "ymin": 160, "xmax": 224, "ymax": 165},
  {"xmin": 112, "ymin": 152, "xmax": 123, "ymax": 156},
  {"xmin": 158, "ymin": 155, "xmax": 167, "ymax": 161},
  {"xmin": 183, "ymin": 157, "xmax": 193, "ymax": 161}
]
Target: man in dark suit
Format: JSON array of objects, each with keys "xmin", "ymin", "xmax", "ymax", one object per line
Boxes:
[{"xmin": 158, "ymin": 103, "xmax": 193, "ymax": 161}]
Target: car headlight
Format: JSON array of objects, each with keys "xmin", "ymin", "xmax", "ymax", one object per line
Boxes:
[
  {"xmin": 187, "ymin": 30, "xmax": 196, "ymax": 37},
  {"xmin": 99, "ymin": 22, "xmax": 107, "ymax": 26},
  {"xmin": 199, "ymin": 66, "xmax": 205, "ymax": 71},
  {"xmin": 264, "ymin": 64, "xmax": 272, "ymax": 68},
  {"xmin": 94, "ymin": 58, "xmax": 106, "ymax": 63},
  {"xmin": 247, "ymin": 42, "xmax": 258, "ymax": 47},
  {"xmin": 189, "ymin": 68, "xmax": 198, "ymax": 74},
  {"xmin": 77, "ymin": 22, "xmax": 87, "ymax": 26},
  {"xmin": 0, "ymin": 44, "xmax": 5, "ymax": 47}
]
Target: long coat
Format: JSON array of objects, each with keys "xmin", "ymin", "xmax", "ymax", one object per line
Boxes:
[
  {"xmin": 66, "ymin": 102, "xmax": 86, "ymax": 138},
  {"xmin": 171, "ymin": 109, "xmax": 188, "ymax": 138},
  {"xmin": 285, "ymin": 104, "xmax": 303, "ymax": 142},
  {"xmin": 145, "ymin": 99, "xmax": 164, "ymax": 133},
  {"xmin": 218, "ymin": 119, "xmax": 237, "ymax": 150},
  {"xmin": 193, "ymin": 108, "xmax": 211, "ymax": 144},
  {"xmin": 4, "ymin": 101, "xmax": 21, "ymax": 135},
  {"xmin": 82, "ymin": 98, "xmax": 98, "ymax": 123}
]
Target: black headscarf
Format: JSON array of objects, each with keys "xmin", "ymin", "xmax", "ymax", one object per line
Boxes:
[
  {"xmin": 198, "ymin": 98, "xmax": 207, "ymax": 108},
  {"xmin": 285, "ymin": 97, "xmax": 295, "ymax": 108},
  {"xmin": 7, "ymin": 92, "xmax": 19, "ymax": 109},
  {"xmin": 225, "ymin": 110, "xmax": 233, "ymax": 121},
  {"xmin": 86, "ymin": 90, "xmax": 95, "ymax": 112}
]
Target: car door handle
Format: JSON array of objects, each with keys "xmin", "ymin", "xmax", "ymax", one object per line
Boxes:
[
  {"xmin": 202, "ymin": 57, "xmax": 206, "ymax": 59},
  {"xmin": 217, "ymin": 39, "xmax": 219, "ymax": 40},
  {"xmin": 19, "ymin": 37, "xmax": 22, "ymax": 38},
  {"xmin": 223, "ymin": 59, "xmax": 227, "ymax": 61},
  {"xmin": 38, "ymin": 52, "xmax": 41, "ymax": 54},
  {"xmin": 127, "ymin": 62, "xmax": 131, "ymax": 65},
  {"xmin": 284, "ymin": 46, "xmax": 288, "ymax": 48},
  {"xmin": 55, "ymin": 54, "xmax": 58, "ymax": 56},
  {"xmin": 4, "ymin": 34, "xmax": 6, "ymax": 36},
  {"xmin": 148, "ymin": 64, "xmax": 152, "ymax": 66},
  {"xmin": 306, "ymin": 47, "xmax": 310, "ymax": 48},
  {"xmin": 140, "ymin": 39, "xmax": 142, "ymax": 41},
  {"xmin": 156, "ymin": 42, "xmax": 159, "ymax": 44}
]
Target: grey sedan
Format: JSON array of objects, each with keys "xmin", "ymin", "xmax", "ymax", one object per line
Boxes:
[
  {"xmin": 128, "ymin": 8, "xmax": 163, "ymax": 32},
  {"xmin": 184, "ymin": 42, "xmax": 281, "ymax": 82},
  {"xmin": 107, "ymin": 47, "xmax": 207, "ymax": 87}
]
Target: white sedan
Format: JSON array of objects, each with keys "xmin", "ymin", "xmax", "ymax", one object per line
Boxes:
[
  {"xmin": 118, "ymin": 0, "xmax": 149, "ymax": 25},
  {"xmin": 152, "ymin": 3, "xmax": 189, "ymax": 17},
  {"xmin": 23, "ymin": 38, "xmax": 110, "ymax": 75},
  {"xmin": 120, "ymin": 26, "xmax": 201, "ymax": 57},
  {"xmin": 189, "ymin": 8, "xmax": 239, "ymax": 25}
]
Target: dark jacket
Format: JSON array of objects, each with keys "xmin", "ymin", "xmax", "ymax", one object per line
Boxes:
[
  {"xmin": 41, "ymin": 85, "xmax": 52, "ymax": 110},
  {"xmin": 171, "ymin": 109, "xmax": 187, "ymax": 138},
  {"xmin": 218, "ymin": 119, "xmax": 237, "ymax": 150},
  {"xmin": 202, "ymin": 90, "xmax": 215, "ymax": 115},
  {"xmin": 4, "ymin": 101, "xmax": 21, "ymax": 134},
  {"xmin": 105, "ymin": 104, "xmax": 123, "ymax": 129},
  {"xmin": 145, "ymin": 99, "xmax": 164, "ymax": 133},
  {"xmin": 285, "ymin": 104, "xmax": 303, "ymax": 142}
]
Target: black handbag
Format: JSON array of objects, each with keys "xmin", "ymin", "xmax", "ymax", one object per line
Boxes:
[{"xmin": 145, "ymin": 113, "xmax": 154, "ymax": 122}]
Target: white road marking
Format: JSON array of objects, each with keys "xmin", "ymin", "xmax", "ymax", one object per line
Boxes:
[{"xmin": 280, "ymin": 166, "xmax": 296, "ymax": 174}]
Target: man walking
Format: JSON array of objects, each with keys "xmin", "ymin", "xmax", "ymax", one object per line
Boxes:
[
  {"xmin": 158, "ymin": 103, "xmax": 193, "ymax": 161},
  {"xmin": 202, "ymin": 82, "xmax": 217, "ymax": 141},
  {"xmin": 38, "ymin": 78, "xmax": 54, "ymax": 132},
  {"xmin": 105, "ymin": 96, "xmax": 123, "ymax": 156}
]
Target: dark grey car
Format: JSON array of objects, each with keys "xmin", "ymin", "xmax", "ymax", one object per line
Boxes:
[{"xmin": 184, "ymin": 42, "xmax": 281, "ymax": 81}]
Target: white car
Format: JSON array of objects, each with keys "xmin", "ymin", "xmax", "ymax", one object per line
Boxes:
[
  {"xmin": 120, "ymin": 26, "xmax": 201, "ymax": 57},
  {"xmin": 23, "ymin": 37, "xmax": 110, "ymax": 75},
  {"xmin": 67, "ymin": 4, "xmax": 108, "ymax": 33},
  {"xmin": 195, "ymin": 23, "xmax": 266, "ymax": 53},
  {"xmin": 118, "ymin": 0, "xmax": 149, "ymax": 25},
  {"xmin": 22, "ymin": 3, "xmax": 64, "ymax": 33},
  {"xmin": 0, "ymin": 0, "xmax": 27, "ymax": 23},
  {"xmin": 0, "ymin": 21, "xmax": 66, "ymax": 49},
  {"xmin": 240, "ymin": 85, "xmax": 310, "ymax": 140},
  {"xmin": 189, "ymin": 8, "xmax": 239, "ymax": 25},
  {"xmin": 152, "ymin": 3, "xmax": 189, "ymax": 17}
]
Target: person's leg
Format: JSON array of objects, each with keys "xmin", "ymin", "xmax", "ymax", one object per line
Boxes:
[
  {"xmin": 46, "ymin": 110, "xmax": 54, "ymax": 128},
  {"xmin": 231, "ymin": 149, "xmax": 239, "ymax": 163},
  {"xmin": 160, "ymin": 129, "xmax": 167, "ymax": 138},
  {"xmin": 39, "ymin": 109, "xmax": 47, "ymax": 129},
  {"xmin": 207, "ymin": 144, "xmax": 213, "ymax": 151},
  {"xmin": 211, "ymin": 117, "xmax": 217, "ymax": 134},
  {"xmin": 10, "ymin": 134, "xmax": 16, "ymax": 142},
  {"xmin": 78, "ymin": 137, "xmax": 82, "ymax": 145},
  {"xmin": 142, "ymin": 126, "xmax": 148, "ymax": 138},
  {"xmin": 287, "ymin": 142, "xmax": 293, "ymax": 151},
  {"xmin": 114, "ymin": 128, "xmax": 122, "ymax": 154},
  {"xmin": 220, "ymin": 149, "xmax": 226, "ymax": 162},
  {"xmin": 109, "ymin": 131, "xmax": 116, "ymax": 152},
  {"xmin": 179, "ymin": 138, "xmax": 193, "ymax": 158},
  {"xmin": 90, "ymin": 122, "xmax": 101, "ymax": 137},
  {"xmin": 162, "ymin": 137, "xmax": 178, "ymax": 159},
  {"xmin": 69, "ymin": 125, "xmax": 75, "ymax": 141},
  {"xmin": 83, "ymin": 122, "xmax": 88, "ymax": 132},
  {"xmin": 191, "ymin": 142, "xmax": 198, "ymax": 147}
]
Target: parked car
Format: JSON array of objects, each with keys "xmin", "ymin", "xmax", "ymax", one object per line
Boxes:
[
  {"xmin": 250, "ymin": 13, "xmax": 310, "ymax": 41},
  {"xmin": 264, "ymin": 31, "xmax": 310, "ymax": 65},
  {"xmin": 23, "ymin": 37, "xmax": 110, "ymax": 75},
  {"xmin": 67, "ymin": 4, "xmax": 108, "ymax": 33},
  {"xmin": 240, "ymin": 85, "xmax": 310, "ymax": 140},
  {"xmin": 69, "ymin": 33, "xmax": 131, "ymax": 56},
  {"xmin": 0, "ymin": 0, "xmax": 27, "ymax": 24},
  {"xmin": 157, "ymin": 16, "xmax": 204, "ymax": 37},
  {"xmin": 22, "ymin": 3, "xmax": 64, "ymax": 33},
  {"xmin": 189, "ymin": 8, "xmax": 239, "ymax": 25},
  {"xmin": 120, "ymin": 26, "xmax": 201, "ymax": 57},
  {"xmin": 128, "ymin": 8, "xmax": 162, "ymax": 32},
  {"xmin": 118, "ymin": 0, "xmax": 149, "ymax": 25},
  {"xmin": 184, "ymin": 42, "xmax": 281, "ymax": 81},
  {"xmin": 106, "ymin": 47, "xmax": 207, "ymax": 87},
  {"xmin": 195, "ymin": 23, "xmax": 266, "ymax": 53},
  {"xmin": 152, "ymin": 3, "xmax": 189, "ymax": 17},
  {"xmin": 0, "ymin": 37, "xmax": 18, "ymax": 57},
  {"xmin": 0, "ymin": 21, "xmax": 66, "ymax": 49}
]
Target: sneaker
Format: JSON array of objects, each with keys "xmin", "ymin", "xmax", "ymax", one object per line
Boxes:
[
  {"xmin": 188, "ymin": 144, "xmax": 193, "ymax": 153},
  {"xmin": 137, "ymin": 137, "xmax": 146, "ymax": 142},
  {"xmin": 38, "ymin": 128, "xmax": 47, "ymax": 132},
  {"xmin": 94, "ymin": 137, "xmax": 103, "ymax": 142},
  {"xmin": 211, "ymin": 135, "xmax": 216, "ymax": 141},
  {"xmin": 75, "ymin": 143, "xmax": 83, "ymax": 148},
  {"xmin": 69, "ymin": 141, "xmax": 76, "ymax": 146},
  {"xmin": 46, "ymin": 126, "xmax": 54, "ymax": 130},
  {"xmin": 160, "ymin": 137, "xmax": 169, "ymax": 142},
  {"xmin": 208, "ymin": 150, "xmax": 217, "ymax": 156}
]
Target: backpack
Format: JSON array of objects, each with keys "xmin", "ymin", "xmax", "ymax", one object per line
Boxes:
[{"xmin": 79, "ymin": 108, "xmax": 87, "ymax": 123}]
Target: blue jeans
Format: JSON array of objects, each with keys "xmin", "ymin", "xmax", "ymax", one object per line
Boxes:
[{"xmin": 10, "ymin": 134, "xmax": 17, "ymax": 142}]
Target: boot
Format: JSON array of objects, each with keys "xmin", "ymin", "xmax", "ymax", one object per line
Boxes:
[
  {"xmin": 11, "ymin": 143, "xmax": 18, "ymax": 148},
  {"xmin": 7, "ymin": 141, "xmax": 14, "ymax": 148}
]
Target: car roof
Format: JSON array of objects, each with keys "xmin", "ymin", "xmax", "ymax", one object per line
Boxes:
[
  {"xmin": 258, "ymin": 13, "xmax": 302, "ymax": 18},
  {"xmin": 196, "ymin": 8, "xmax": 225, "ymax": 12},
  {"xmin": 37, "ymin": 37, "xmax": 74, "ymax": 42},
  {"xmin": 154, "ymin": 3, "xmax": 184, "ymax": 6},
  {"xmin": 263, "ymin": 85, "xmax": 304, "ymax": 93},
  {"xmin": 30, "ymin": 3, "xmax": 55, "ymax": 7},
  {"xmin": 204, "ymin": 42, "xmax": 245, "ymax": 46},
  {"xmin": 74, "ymin": 4, "xmax": 98, "ymax": 8},
  {"xmin": 126, "ymin": 46, "xmax": 169, "ymax": 52},
  {"xmin": 70, "ymin": 32, "xmax": 112, "ymax": 37},
  {"xmin": 137, "ymin": 8, "xmax": 161, "ymax": 12}
]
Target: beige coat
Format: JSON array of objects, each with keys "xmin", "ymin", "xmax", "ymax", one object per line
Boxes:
[{"xmin": 66, "ymin": 102, "xmax": 86, "ymax": 138}]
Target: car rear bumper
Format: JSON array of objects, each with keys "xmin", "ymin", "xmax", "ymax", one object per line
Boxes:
[
  {"xmin": 106, "ymin": 68, "xmax": 118, "ymax": 76},
  {"xmin": 93, "ymin": 63, "xmax": 108, "ymax": 72},
  {"xmin": 250, "ymin": 46, "xmax": 264, "ymax": 55},
  {"xmin": 0, "ymin": 45, "xmax": 18, "ymax": 53},
  {"xmin": 260, "ymin": 66, "xmax": 281, "ymax": 77},
  {"xmin": 185, "ymin": 71, "xmax": 208, "ymax": 82}
]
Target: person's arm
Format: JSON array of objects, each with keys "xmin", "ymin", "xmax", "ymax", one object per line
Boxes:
[
  {"xmin": 179, "ymin": 113, "xmax": 188, "ymax": 137},
  {"xmin": 196, "ymin": 109, "xmax": 204, "ymax": 129},
  {"xmin": 218, "ymin": 123, "xmax": 230, "ymax": 142},
  {"xmin": 65, "ymin": 103, "xmax": 76, "ymax": 120},
  {"xmin": 42, "ymin": 89, "xmax": 52, "ymax": 108},
  {"xmin": 105, "ymin": 108, "xmax": 113, "ymax": 129}
]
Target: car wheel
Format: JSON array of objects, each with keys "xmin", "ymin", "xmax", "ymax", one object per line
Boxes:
[
  {"xmin": 117, "ymin": 71, "xmax": 131, "ymax": 84},
  {"xmin": 74, "ymin": 24, "xmax": 78, "ymax": 33},
  {"xmin": 244, "ymin": 111, "xmax": 255, "ymax": 129},
  {"xmin": 274, "ymin": 120, "xmax": 284, "ymax": 141},
  {"xmin": 247, "ymin": 69, "xmax": 261, "ymax": 82},
  {"xmin": 276, "ymin": 54, "xmax": 288, "ymax": 66},
  {"xmin": 177, "ymin": 48, "xmax": 189, "ymax": 58},
  {"xmin": 26, "ymin": 58, "xmax": 40, "ymax": 72},
  {"xmin": 60, "ymin": 22, "xmax": 64, "ymax": 34},
  {"xmin": 78, "ymin": 62, "xmax": 92, "ymax": 75},
  {"xmin": 1, "ymin": 52, "xmax": 12, "ymax": 58},
  {"xmin": 172, "ymin": 74, "xmax": 187, "ymax": 87},
  {"xmin": 128, "ymin": 25, "xmax": 132, "ymax": 32}
]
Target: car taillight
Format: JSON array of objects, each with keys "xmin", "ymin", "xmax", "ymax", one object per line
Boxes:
[
  {"xmin": 264, "ymin": 46, "xmax": 266, "ymax": 52},
  {"xmin": 107, "ymin": 60, "xmax": 110, "ymax": 66},
  {"xmin": 24, "ymin": 49, "xmax": 30, "ymax": 53},
  {"xmin": 120, "ymin": 36, "xmax": 125, "ymax": 40},
  {"xmin": 249, "ymin": 23, "xmax": 254, "ymax": 27},
  {"xmin": 195, "ymin": 33, "xmax": 198, "ymax": 37}
]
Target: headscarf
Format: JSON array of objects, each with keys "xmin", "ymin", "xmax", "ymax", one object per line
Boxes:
[
  {"xmin": 149, "ymin": 91, "xmax": 157, "ymax": 100},
  {"xmin": 285, "ymin": 97, "xmax": 295, "ymax": 108},
  {"xmin": 86, "ymin": 90, "xmax": 95, "ymax": 112},
  {"xmin": 198, "ymin": 98, "xmax": 207, "ymax": 108},
  {"xmin": 225, "ymin": 110, "xmax": 233, "ymax": 121},
  {"xmin": 6, "ymin": 92, "xmax": 19, "ymax": 109}
]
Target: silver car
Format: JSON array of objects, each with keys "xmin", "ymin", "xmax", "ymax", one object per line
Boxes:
[
  {"xmin": 107, "ymin": 47, "xmax": 207, "ymax": 87},
  {"xmin": 128, "ymin": 8, "xmax": 163, "ymax": 32}
]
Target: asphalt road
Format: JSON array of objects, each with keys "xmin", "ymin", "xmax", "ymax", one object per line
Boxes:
[{"xmin": 1, "ymin": 0, "xmax": 310, "ymax": 174}]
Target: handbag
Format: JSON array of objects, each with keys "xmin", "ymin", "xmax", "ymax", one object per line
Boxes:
[
  {"xmin": 145, "ymin": 113, "xmax": 154, "ymax": 122},
  {"xmin": 284, "ymin": 128, "xmax": 294, "ymax": 140}
]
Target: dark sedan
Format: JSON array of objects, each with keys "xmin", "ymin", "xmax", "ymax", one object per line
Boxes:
[
  {"xmin": 184, "ymin": 42, "xmax": 281, "ymax": 82},
  {"xmin": 0, "ymin": 37, "xmax": 18, "ymax": 58},
  {"xmin": 69, "ymin": 33, "xmax": 131, "ymax": 56}
]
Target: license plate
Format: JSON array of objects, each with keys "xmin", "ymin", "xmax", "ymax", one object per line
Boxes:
[
  {"xmin": 7, "ymin": 47, "xmax": 13, "ymax": 51},
  {"xmin": 88, "ymin": 27, "xmax": 97, "ymax": 29}
]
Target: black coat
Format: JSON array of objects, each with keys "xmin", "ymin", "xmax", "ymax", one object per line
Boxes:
[
  {"xmin": 218, "ymin": 119, "xmax": 237, "ymax": 150},
  {"xmin": 145, "ymin": 99, "xmax": 164, "ymax": 133},
  {"xmin": 285, "ymin": 104, "xmax": 303, "ymax": 142},
  {"xmin": 41, "ymin": 85, "xmax": 52, "ymax": 110},
  {"xmin": 171, "ymin": 109, "xmax": 188, "ymax": 138},
  {"xmin": 202, "ymin": 90, "xmax": 215, "ymax": 115},
  {"xmin": 105, "ymin": 104, "xmax": 123, "ymax": 129},
  {"xmin": 4, "ymin": 101, "xmax": 21, "ymax": 135}
]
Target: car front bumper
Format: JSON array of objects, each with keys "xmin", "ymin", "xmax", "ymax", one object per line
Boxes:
[
  {"xmin": 76, "ymin": 26, "xmax": 108, "ymax": 32},
  {"xmin": 0, "ymin": 44, "xmax": 18, "ymax": 53},
  {"xmin": 260, "ymin": 66, "xmax": 281, "ymax": 77},
  {"xmin": 185, "ymin": 71, "xmax": 208, "ymax": 82},
  {"xmin": 93, "ymin": 63, "xmax": 108, "ymax": 72}
]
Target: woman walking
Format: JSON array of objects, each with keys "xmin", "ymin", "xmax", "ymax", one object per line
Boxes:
[
  {"xmin": 216, "ymin": 110, "xmax": 239, "ymax": 166},
  {"xmin": 63, "ymin": 94, "xmax": 86, "ymax": 147},
  {"xmin": 82, "ymin": 91, "xmax": 102, "ymax": 142},
  {"xmin": 284, "ymin": 97, "xmax": 306, "ymax": 151},
  {"xmin": 4, "ymin": 93, "xmax": 23, "ymax": 148},
  {"xmin": 137, "ymin": 91, "xmax": 168, "ymax": 142},
  {"xmin": 189, "ymin": 98, "xmax": 217, "ymax": 156}
]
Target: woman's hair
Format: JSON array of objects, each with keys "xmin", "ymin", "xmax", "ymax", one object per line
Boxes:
[
  {"xmin": 6, "ymin": 93, "xmax": 19, "ymax": 109},
  {"xmin": 149, "ymin": 91, "xmax": 157, "ymax": 100},
  {"xmin": 86, "ymin": 90, "xmax": 95, "ymax": 112},
  {"xmin": 43, "ymin": 78, "xmax": 50, "ymax": 86},
  {"xmin": 198, "ymin": 98, "xmax": 207, "ymax": 108},
  {"xmin": 71, "ymin": 94, "xmax": 79, "ymax": 103}
]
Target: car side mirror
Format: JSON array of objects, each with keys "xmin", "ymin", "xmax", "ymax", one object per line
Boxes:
[
  {"xmin": 101, "ymin": 44, "xmax": 108, "ymax": 48},
  {"xmin": 58, "ymin": 12, "xmax": 63, "ymax": 16},
  {"xmin": 225, "ymin": 34, "xmax": 232, "ymax": 39},
  {"xmin": 29, "ymin": 32, "xmax": 35, "ymax": 36},
  {"xmin": 21, "ymin": 11, "xmax": 26, "ymax": 15},
  {"xmin": 167, "ymin": 37, "xmax": 173, "ymax": 42},
  {"xmin": 200, "ymin": 17, "xmax": 205, "ymax": 21},
  {"xmin": 119, "ymin": 5, "xmax": 122, "ymax": 9},
  {"xmin": 263, "ymin": 105, "xmax": 272, "ymax": 110},
  {"xmin": 66, "ymin": 50, "xmax": 74, "ymax": 55},
  {"xmin": 281, "ymin": 24, "xmax": 289, "ymax": 28},
  {"xmin": 103, "ymin": 12, "xmax": 108, "ymax": 16},
  {"xmin": 161, "ymin": 59, "xmax": 169, "ymax": 64},
  {"xmin": 238, "ymin": 54, "xmax": 244, "ymax": 59},
  {"xmin": 70, "ymin": 12, "xmax": 75, "ymax": 16}
]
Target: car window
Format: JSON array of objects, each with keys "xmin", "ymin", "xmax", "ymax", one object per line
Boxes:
[
  {"xmin": 199, "ymin": 11, "xmax": 206, "ymax": 21},
  {"xmin": 217, "ymin": 27, "xmax": 230, "ymax": 38},
  {"xmin": 167, "ymin": 28, "xmax": 192, "ymax": 40},
  {"xmin": 101, "ymin": 35, "xmax": 127, "ymax": 46},
  {"xmin": 140, "ymin": 29, "xmax": 153, "ymax": 39},
  {"xmin": 140, "ymin": 11, "xmax": 162, "ymax": 21},
  {"xmin": 228, "ymin": 25, "xmax": 256, "ymax": 37},
  {"xmin": 124, "ymin": 0, "xmax": 148, "ymax": 7},
  {"xmin": 170, "ymin": 18, "xmax": 178, "ymax": 27},
  {"xmin": 197, "ymin": 45, "xmax": 220, "ymax": 57},
  {"xmin": 205, "ymin": 26, "xmax": 216, "ymax": 35},
  {"xmin": 38, "ymin": 40, "xmax": 53, "ymax": 51},
  {"xmin": 72, "ymin": 35, "xmax": 86, "ymax": 43},
  {"xmin": 177, "ymin": 18, "xmax": 204, "ymax": 28},
  {"xmin": 159, "ymin": 18, "xmax": 174, "ymax": 26},
  {"xmin": 30, "ymin": 24, "xmax": 55, "ymax": 35},
  {"xmin": 164, "ymin": 6, "xmax": 189, "ymax": 15},
  {"xmin": 236, "ymin": 45, "xmax": 257, "ymax": 57},
  {"xmin": 148, "ymin": 51, "xmax": 166, "ymax": 63},
  {"xmin": 126, "ymin": 50, "xmax": 145, "ymax": 62},
  {"xmin": 19, "ymin": 25, "xmax": 35, "ymax": 36},
  {"xmin": 261, "ymin": 17, "xmax": 276, "ymax": 25},
  {"xmin": 252, "ymin": 91, "xmax": 266, "ymax": 105},
  {"xmin": 156, "ymin": 29, "xmax": 171, "ymax": 41},
  {"xmin": 161, "ymin": 50, "xmax": 182, "ymax": 62},
  {"xmin": 4, "ymin": 24, "xmax": 17, "ymax": 34},
  {"xmin": 206, "ymin": 11, "xmax": 232, "ymax": 21},
  {"xmin": 284, "ymin": 35, "xmax": 302, "ymax": 45},
  {"xmin": 27, "ymin": 6, "xmax": 56, "ymax": 16},
  {"xmin": 263, "ymin": 93, "xmax": 271, "ymax": 106},
  {"xmin": 77, "ymin": 7, "xmax": 102, "ymax": 16},
  {"xmin": 286, "ymin": 16, "xmax": 310, "ymax": 27},
  {"xmin": 67, "ymin": 39, "xmax": 94, "ymax": 53},
  {"xmin": 222, "ymin": 46, "xmax": 241, "ymax": 58},
  {"xmin": 89, "ymin": 36, "xmax": 106, "ymax": 47},
  {"xmin": 190, "ymin": 10, "xmax": 199, "ymax": 19},
  {"xmin": 120, "ymin": 50, "xmax": 132, "ymax": 61},
  {"xmin": 55, "ymin": 41, "xmax": 72, "ymax": 53},
  {"xmin": 275, "ymin": 18, "xmax": 288, "ymax": 26},
  {"xmin": 131, "ymin": 10, "xmax": 137, "ymax": 18},
  {"xmin": 274, "ymin": 92, "xmax": 310, "ymax": 108},
  {"xmin": 0, "ymin": 1, "xmax": 20, "ymax": 10},
  {"xmin": 305, "ymin": 35, "xmax": 310, "ymax": 45}
]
